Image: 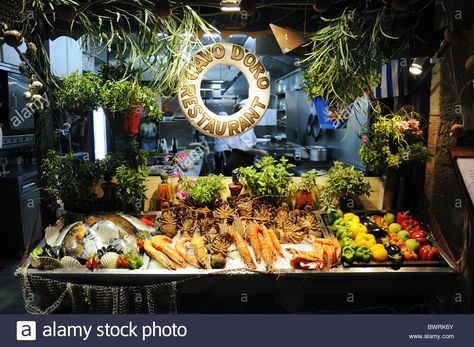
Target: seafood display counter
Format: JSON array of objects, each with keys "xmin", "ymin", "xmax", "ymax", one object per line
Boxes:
[{"xmin": 16, "ymin": 203, "xmax": 460, "ymax": 314}]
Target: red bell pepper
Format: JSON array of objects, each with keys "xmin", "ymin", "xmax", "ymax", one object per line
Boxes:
[
  {"xmin": 86, "ymin": 256, "xmax": 98, "ymax": 270},
  {"xmin": 117, "ymin": 256, "xmax": 131, "ymax": 269},
  {"xmin": 419, "ymin": 245, "xmax": 440, "ymax": 261},
  {"xmin": 411, "ymin": 229, "xmax": 429, "ymax": 246},
  {"xmin": 396, "ymin": 211, "xmax": 412, "ymax": 224},
  {"xmin": 401, "ymin": 219, "xmax": 420, "ymax": 233},
  {"xmin": 139, "ymin": 216, "xmax": 154, "ymax": 226}
]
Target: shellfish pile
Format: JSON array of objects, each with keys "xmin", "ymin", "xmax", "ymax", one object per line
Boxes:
[
  {"xmin": 29, "ymin": 214, "xmax": 154, "ymax": 271},
  {"xmin": 149, "ymin": 199, "xmax": 331, "ymax": 272}
]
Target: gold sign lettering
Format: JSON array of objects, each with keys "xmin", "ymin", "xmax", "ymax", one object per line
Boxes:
[
  {"xmin": 231, "ymin": 45, "xmax": 244, "ymax": 61},
  {"xmin": 178, "ymin": 43, "xmax": 270, "ymax": 138}
]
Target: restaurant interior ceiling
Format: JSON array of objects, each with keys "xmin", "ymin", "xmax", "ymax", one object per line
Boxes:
[{"xmin": 50, "ymin": 1, "xmax": 468, "ymax": 60}]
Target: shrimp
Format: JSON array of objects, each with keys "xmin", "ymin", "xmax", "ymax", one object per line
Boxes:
[
  {"xmin": 248, "ymin": 224, "xmax": 261, "ymax": 263},
  {"xmin": 150, "ymin": 235, "xmax": 186, "ymax": 268},
  {"xmin": 144, "ymin": 239, "xmax": 176, "ymax": 270},
  {"xmin": 175, "ymin": 237, "xmax": 200, "ymax": 268},
  {"xmin": 260, "ymin": 225, "xmax": 276, "ymax": 260},
  {"xmin": 267, "ymin": 227, "xmax": 284, "ymax": 258},
  {"xmin": 258, "ymin": 233, "xmax": 274, "ymax": 273},
  {"xmin": 231, "ymin": 231, "xmax": 256, "ymax": 269},
  {"xmin": 190, "ymin": 236, "xmax": 209, "ymax": 269}
]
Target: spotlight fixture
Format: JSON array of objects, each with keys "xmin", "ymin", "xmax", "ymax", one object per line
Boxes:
[
  {"xmin": 221, "ymin": 1, "xmax": 240, "ymax": 12},
  {"xmin": 409, "ymin": 58, "xmax": 426, "ymax": 75}
]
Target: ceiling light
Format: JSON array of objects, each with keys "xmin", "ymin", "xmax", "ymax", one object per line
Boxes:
[
  {"xmin": 211, "ymin": 80, "xmax": 224, "ymax": 83},
  {"xmin": 221, "ymin": 1, "xmax": 240, "ymax": 12},
  {"xmin": 409, "ymin": 58, "xmax": 426, "ymax": 75}
]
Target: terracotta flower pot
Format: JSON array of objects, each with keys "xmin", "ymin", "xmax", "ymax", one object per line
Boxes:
[{"xmin": 295, "ymin": 190, "xmax": 314, "ymax": 209}]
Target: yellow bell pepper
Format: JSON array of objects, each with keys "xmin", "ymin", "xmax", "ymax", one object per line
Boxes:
[
  {"xmin": 370, "ymin": 244, "xmax": 388, "ymax": 262},
  {"xmin": 348, "ymin": 221, "xmax": 368, "ymax": 239},
  {"xmin": 355, "ymin": 233, "xmax": 376, "ymax": 248},
  {"xmin": 343, "ymin": 213, "xmax": 360, "ymax": 223}
]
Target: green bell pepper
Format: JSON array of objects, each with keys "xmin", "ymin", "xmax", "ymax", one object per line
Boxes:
[
  {"xmin": 340, "ymin": 236, "xmax": 357, "ymax": 250},
  {"xmin": 355, "ymin": 246, "xmax": 372, "ymax": 262},
  {"xmin": 328, "ymin": 209, "xmax": 344, "ymax": 225},
  {"xmin": 342, "ymin": 246, "xmax": 355, "ymax": 264},
  {"xmin": 336, "ymin": 227, "xmax": 352, "ymax": 240},
  {"xmin": 332, "ymin": 217, "xmax": 346, "ymax": 228}
]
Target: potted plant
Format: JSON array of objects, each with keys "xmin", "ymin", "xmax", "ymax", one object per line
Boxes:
[
  {"xmin": 238, "ymin": 157, "xmax": 294, "ymax": 205},
  {"xmin": 318, "ymin": 161, "xmax": 372, "ymax": 213},
  {"xmin": 115, "ymin": 164, "xmax": 148, "ymax": 212},
  {"xmin": 359, "ymin": 104, "xmax": 432, "ymax": 209},
  {"xmin": 359, "ymin": 105, "xmax": 432, "ymax": 172},
  {"xmin": 55, "ymin": 72, "xmax": 101, "ymax": 114},
  {"xmin": 181, "ymin": 174, "xmax": 226, "ymax": 208},
  {"xmin": 293, "ymin": 169, "xmax": 319, "ymax": 209},
  {"xmin": 41, "ymin": 151, "xmax": 100, "ymax": 214},
  {"xmin": 100, "ymin": 80, "xmax": 162, "ymax": 134}
]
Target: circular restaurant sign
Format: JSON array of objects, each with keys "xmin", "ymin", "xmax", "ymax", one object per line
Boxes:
[{"xmin": 178, "ymin": 43, "xmax": 270, "ymax": 138}]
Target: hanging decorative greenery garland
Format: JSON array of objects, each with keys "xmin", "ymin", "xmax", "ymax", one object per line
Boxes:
[{"xmin": 300, "ymin": 5, "xmax": 400, "ymax": 114}]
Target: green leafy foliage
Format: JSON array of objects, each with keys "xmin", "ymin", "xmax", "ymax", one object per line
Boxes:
[
  {"xmin": 238, "ymin": 157, "xmax": 293, "ymax": 204},
  {"xmin": 41, "ymin": 151, "xmax": 100, "ymax": 212},
  {"xmin": 55, "ymin": 72, "xmax": 101, "ymax": 113},
  {"xmin": 182, "ymin": 174, "xmax": 225, "ymax": 207},
  {"xmin": 96, "ymin": 155, "xmax": 120, "ymax": 181},
  {"xmin": 115, "ymin": 165, "xmax": 148, "ymax": 212},
  {"xmin": 295, "ymin": 169, "xmax": 319, "ymax": 193},
  {"xmin": 100, "ymin": 79, "xmax": 162, "ymax": 120},
  {"xmin": 359, "ymin": 104, "xmax": 433, "ymax": 172},
  {"xmin": 301, "ymin": 6, "xmax": 397, "ymax": 112},
  {"xmin": 319, "ymin": 161, "xmax": 372, "ymax": 213},
  {"xmin": 22, "ymin": 2, "xmax": 216, "ymax": 97}
]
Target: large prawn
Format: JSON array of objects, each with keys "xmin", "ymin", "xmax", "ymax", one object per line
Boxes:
[
  {"xmin": 248, "ymin": 224, "xmax": 261, "ymax": 263},
  {"xmin": 144, "ymin": 239, "xmax": 176, "ymax": 270},
  {"xmin": 232, "ymin": 231, "xmax": 256, "ymax": 269},
  {"xmin": 150, "ymin": 235, "xmax": 186, "ymax": 268},
  {"xmin": 258, "ymin": 233, "xmax": 274, "ymax": 273},
  {"xmin": 175, "ymin": 237, "xmax": 200, "ymax": 268}
]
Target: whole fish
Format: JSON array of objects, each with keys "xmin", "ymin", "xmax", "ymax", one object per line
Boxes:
[
  {"xmin": 61, "ymin": 222, "xmax": 86, "ymax": 257},
  {"xmin": 85, "ymin": 214, "xmax": 154, "ymax": 237}
]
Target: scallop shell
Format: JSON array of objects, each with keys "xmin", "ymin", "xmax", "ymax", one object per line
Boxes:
[
  {"xmin": 30, "ymin": 254, "xmax": 41, "ymax": 268},
  {"xmin": 38, "ymin": 256, "xmax": 61, "ymax": 270},
  {"xmin": 100, "ymin": 252, "xmax": 119, "ymax": 269},
  {"xmin": 60, "ymin": 256, "xmax": 82, "ymax": 269}
]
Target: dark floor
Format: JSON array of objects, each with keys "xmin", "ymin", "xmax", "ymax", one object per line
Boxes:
[{"xmin": 0, "ymin": 257, "xmax": 26, "ymax": 313}]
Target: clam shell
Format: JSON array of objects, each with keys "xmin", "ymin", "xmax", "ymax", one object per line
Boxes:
[
  {"xmin": 60, "ymin": 256, "xmax": 82, "ymax": 269},
  {"xmin": 38, "ymin": 256, "xmax": 61, "ymax": 270},
  {"xmin": 100, "ymin": 252, "xmax": 119, "ymax": 269}
]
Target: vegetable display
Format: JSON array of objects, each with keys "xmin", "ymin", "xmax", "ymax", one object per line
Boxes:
[{"xmin": 329, "ymin": 211, "xmax": 441, "ymax": 267}]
